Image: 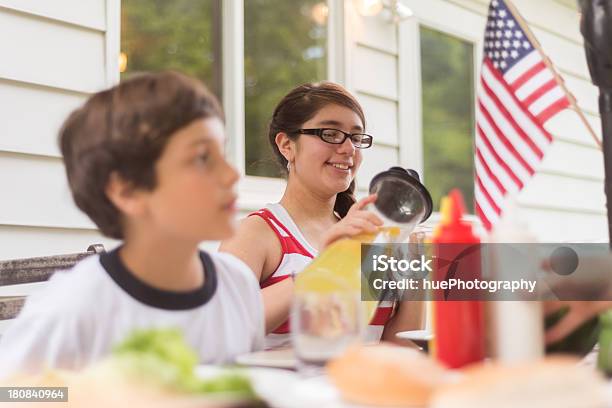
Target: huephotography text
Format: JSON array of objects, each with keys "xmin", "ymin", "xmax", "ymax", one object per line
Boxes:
[{"xmin": 372, "ymin": 277, "xmax": 537, "ymax": 294}]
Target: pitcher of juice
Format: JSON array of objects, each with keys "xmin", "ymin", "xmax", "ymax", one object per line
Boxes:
[{"xmin": 292, "ymin": 167, "xmax": 433, "ymax": 367}]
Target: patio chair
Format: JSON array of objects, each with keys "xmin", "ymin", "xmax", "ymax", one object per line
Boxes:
[{"xmin": 0, "ymin": 244, "xmax": 105, "ymax": 321}]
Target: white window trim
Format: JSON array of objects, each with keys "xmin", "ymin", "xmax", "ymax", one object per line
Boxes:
[
  {"xmin": 223, "ymin": 0, "xmax": 245, "ymax": 175},
  {"xmin": 398, "ymin": 0, "xmax": 484, "ymax": 224},
  {"xmin": 328, "ymin": 0, "xmax": 348, "ymax": 84},
  {"xmin": 224, "ymin": 0, "xmax": 346, "ymax": 211},
  {"xmin": 398, "ymin": 15, "xmax": 422, "ymax": 176},
  {"xmin": 223, "ymin": 0, "xmax": 286, "ymax": 212},
  {"xmin": 106, "ymin": 0, "xmax": 121, "ymax": 87}
]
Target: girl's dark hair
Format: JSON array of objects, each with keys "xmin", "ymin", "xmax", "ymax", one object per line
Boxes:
[
  {"xmin": 59, "ymin": 71, "xmax": 223, "ymax": 239},
  {"xmin": 268, "ymin": 82, "xmax": 365, "ymax": 218}
]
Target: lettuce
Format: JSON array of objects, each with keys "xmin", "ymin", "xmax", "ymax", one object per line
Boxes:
[{"xmin": 111, "ymin": 328, "xmax": 256, "ymax": 398}]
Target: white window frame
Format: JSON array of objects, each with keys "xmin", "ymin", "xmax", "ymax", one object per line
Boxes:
[
  {"xmin": 223, "ymin": 0, "xmax": 245, "ymax": 176},
  {"xmin": 116, "ymin": 0, "xmax": 341, "ymax": 213},
  {"xmin": 398, "ymin": 0, "xmax": 484, "ymax": 226},
  {"xmin": 107, "ymin": 0, "xmax": 121, "ymax": 87},
  {"xmin": 223, "ymin": 0, "xmax": 345, "ymax": 212}
]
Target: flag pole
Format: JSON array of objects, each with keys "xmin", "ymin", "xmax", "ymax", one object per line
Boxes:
[{"xmin": 505, "ymin": 0, "xmax": 602, "ymax": 149}]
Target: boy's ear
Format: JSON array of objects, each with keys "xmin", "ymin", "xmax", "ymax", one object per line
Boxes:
[
  {"xmin": 105, "ymin": 172, "xmax": 147, "ymax": 217},
  {"xmin": 275, "ymin": 132, "xmax": 294, "ymax": 164}
]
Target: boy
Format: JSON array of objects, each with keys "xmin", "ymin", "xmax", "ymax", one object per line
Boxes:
[{"xmin": 0, "ymin": 72, "xmax": 264, "ymax": 376}]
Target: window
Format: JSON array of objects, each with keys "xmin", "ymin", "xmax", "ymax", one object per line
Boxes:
[
  {"xmin": 244, "ymin": 0, "xmax": 329, "ymax": 177},
  {"xmin": 420, "ymin": 27, "xmax": 475, "ymax": 212},
  {"xmin": 120, "ymin": 0, "xmax": 222, "ymax": 99}
]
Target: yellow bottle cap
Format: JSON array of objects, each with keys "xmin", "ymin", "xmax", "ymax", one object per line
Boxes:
[{"xmin": 433, "ymin": 196, "xmax": 450, "ymax": 240}]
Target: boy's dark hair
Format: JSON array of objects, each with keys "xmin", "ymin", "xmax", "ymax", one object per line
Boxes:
[{"xmin": 59, "ymin": 71, "xmax": 223, "ymax": 239}]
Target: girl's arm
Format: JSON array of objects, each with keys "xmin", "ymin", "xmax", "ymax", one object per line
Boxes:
[
  {"xmin": 381, "ymin": 301, "xmax": 425, "ymax": 346},
  {"xmin": 221, "ymin": 194, "xmax": 385, "ymax": 335},
  {"xmin": 219, "ymin": 216, "xmax": 292, "ymax": 333}
]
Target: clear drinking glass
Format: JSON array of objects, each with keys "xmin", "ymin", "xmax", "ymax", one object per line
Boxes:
[
  {"xmin": 400, "ymin": 225, "xmax": 434, "ymax": 351},
  {"xmin": 291, "ymin": 290, "xmax": 362, "ymax": 375}
]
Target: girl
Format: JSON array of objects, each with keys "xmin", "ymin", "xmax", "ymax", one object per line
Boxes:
[{"xmin": 221, "ymin": 82, "xmax": 421, "ymax": 348}]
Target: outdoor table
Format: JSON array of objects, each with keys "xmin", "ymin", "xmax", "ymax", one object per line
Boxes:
[{"xmin": 232, "ymin": 345, "xmax": 612, "ymax": 408}]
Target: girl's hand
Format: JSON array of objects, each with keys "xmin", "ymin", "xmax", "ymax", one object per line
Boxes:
[
  {"xmin": 321, "ymin": 194, "xmax": 383, "ymax": 249},
  {"xmin": 544, "ymin": 300, "xmax": 612, "ymax": 344}
]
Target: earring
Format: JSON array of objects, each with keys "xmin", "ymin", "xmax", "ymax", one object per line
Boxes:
[{"xmin": 287, "ymin": 161, "xmax": 291, "ymax": 172}]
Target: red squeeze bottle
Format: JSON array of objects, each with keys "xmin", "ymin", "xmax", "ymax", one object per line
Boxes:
[{"xmin": 431, "ymin": 189, "xmax": 485, "ymax": 369}]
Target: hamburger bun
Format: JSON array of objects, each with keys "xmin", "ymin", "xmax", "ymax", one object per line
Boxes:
[{"xmin": 327, "ymin": 343, "xmax": 448, "ymax": 406}]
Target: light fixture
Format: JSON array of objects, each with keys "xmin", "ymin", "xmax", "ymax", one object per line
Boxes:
[
  {"xmin": 354, "ymin": 0, "xmax": 384, "ymax": 17},
  {"xmin": 384, "ymin": 0, "xmax": 414, "ymax": 23},
  {"xmin": 311, "ymin": 2, "xmax": 329, "ymax": 26},
  {"xmin": 119, "ymin": 52, "xmax": 128, "ymax": 73},
  {"xmin": 354, "ymin": 0, "xmax": 413, "ymax": 23}
]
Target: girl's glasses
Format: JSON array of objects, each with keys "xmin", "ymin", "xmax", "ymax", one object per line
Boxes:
[{"xmin": 297, "ymin": 128, "xmax": 373, "ymax": 149}]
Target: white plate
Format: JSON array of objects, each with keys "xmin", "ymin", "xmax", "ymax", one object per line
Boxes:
[
  {"xmin": 196, "ymin": 366, "xmax": 341, "ymax": 408},
  {"xmin": 234, "ymin": 348, "xmax": 296, "ymax": 370},
  {"xmin": 396, "ymin": 330, "xmax": 434, "ymax": 341}
]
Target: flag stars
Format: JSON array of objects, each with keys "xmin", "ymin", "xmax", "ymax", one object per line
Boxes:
[{"xmin": 482, "ymin": 2, "xmax": 533, "ymax": 70}]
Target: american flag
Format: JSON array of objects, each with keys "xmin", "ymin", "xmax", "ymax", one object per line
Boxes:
[{"xmin": 475, "ymin": 0, "xmax": 570, "ymax": 230}]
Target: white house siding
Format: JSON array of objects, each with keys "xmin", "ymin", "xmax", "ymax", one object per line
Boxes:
[{"xmin": 0, "ymin": 1, "xmax": 119, "ymax": 260}]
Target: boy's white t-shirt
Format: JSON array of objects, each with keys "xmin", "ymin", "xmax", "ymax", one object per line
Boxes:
[{"xmin": 0, "ymin": 248, "xmax": 264, "ymax": 377}]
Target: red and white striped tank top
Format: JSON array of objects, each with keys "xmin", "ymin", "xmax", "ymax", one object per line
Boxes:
[{"xmin": 249, "ymin": 203, "xmax": 395, "ymax": 349}]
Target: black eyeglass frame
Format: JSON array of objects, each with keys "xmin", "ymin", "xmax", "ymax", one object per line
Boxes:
[{"xmin": 295, "ymin": 128, "xmax": 374, "ymax": 149}]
